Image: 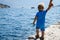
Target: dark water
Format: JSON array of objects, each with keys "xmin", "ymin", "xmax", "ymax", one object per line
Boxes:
[{"xmin": 0, "ymin": 7, "xmax": 60, "ymax": 40}]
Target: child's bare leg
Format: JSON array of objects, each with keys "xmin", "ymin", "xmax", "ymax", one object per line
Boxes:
[
  {"xmin": 36, "ymin": 29, "xmax": 39, "ymax": 38},
  {"xmin": 41, "ymin": 31, "xmax": 44, "ymax": 38},
  {"xmin": 36, "ymin": 29, "xmax": 39, "ymax": 35},
  {"xmin": 40, "ymin": 31, "xmax": 44, "ymax": 40}
]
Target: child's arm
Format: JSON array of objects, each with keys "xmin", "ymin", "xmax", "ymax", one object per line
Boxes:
[
  {"xmin": 46, "ymin": 0, "xmax": 53, "ymax": 11},
  {"xmin": 33, "ymin": 16, "xmax": 37, "ymax": 24}
]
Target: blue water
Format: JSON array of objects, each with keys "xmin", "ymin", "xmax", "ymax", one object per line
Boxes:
[
  {"xmin": 0, "ymin": 7, "xmax": 60, "ymax": 40},
  {"xmin": 0, "ymin": 0, "xmax": 60, "ymax": 40}
]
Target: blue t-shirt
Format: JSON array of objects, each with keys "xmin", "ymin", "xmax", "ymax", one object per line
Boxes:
[{"xmin": 36, "ymin": 10, "xmax": 47, "ymax": 27}]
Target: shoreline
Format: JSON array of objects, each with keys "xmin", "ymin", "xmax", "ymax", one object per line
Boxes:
[
  {"xmin": 44, "ymin": 23, "xmax": 60, "ymax": 40},
  {"xmin": 0, "ymin": 3, "xmax": 10, "ymax": 8},
  {"xmin": 27, "ymin": 22, "xmax": 60, "ymax": 40}
]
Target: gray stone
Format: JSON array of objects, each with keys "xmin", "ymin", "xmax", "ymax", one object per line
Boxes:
[{"xmin": 0, "ymin": 3, "xmax": 10, "ymax": 8}]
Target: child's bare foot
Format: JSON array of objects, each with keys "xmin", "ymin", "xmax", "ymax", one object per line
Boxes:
[
  {"xmin": 35, "ymin": 35, "xmax": 39, "ymax": 39},
  {"xmin": 40, "ymin": 37, "xmax": 44, "ymax": 40}
]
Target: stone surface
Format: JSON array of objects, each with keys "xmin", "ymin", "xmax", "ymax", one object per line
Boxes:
[
  {"xmin": 27, "ymin": 24, "xmax": 60, "ymax": 40},
  {"xmin": 0, "ymin": 3, "xmax": 10, "ymax": 8}
]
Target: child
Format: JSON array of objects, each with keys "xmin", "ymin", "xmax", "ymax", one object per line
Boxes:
[{"xmin": 33, "ymin": 0, "xmax": 53, "ymax": 40}]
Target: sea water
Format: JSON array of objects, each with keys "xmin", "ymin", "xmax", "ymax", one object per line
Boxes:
[{"xmin": 0, "ymin": 7, "xmax": 60, "ymax": 40}]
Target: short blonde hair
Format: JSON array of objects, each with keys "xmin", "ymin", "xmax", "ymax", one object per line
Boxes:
[
  {"xmin": 38, "ymin": 3, "xmax": 44, "ymax": 11},
  {"xmin": 38, "ymin": 2, "xmax": 44, "ymax": 7}
]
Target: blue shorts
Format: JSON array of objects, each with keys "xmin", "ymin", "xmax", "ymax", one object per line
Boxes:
[{"xmin": 36, "ymin": 25, "xmax": 45, "ymax": 31}]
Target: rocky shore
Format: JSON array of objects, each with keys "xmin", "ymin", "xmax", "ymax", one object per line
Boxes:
[
  {"xmin": 44, "ymin": 24, "xmax": 60, "ymax": 40},
  {"xmin": 0, "ymin": 3, "xmax": 10, "ymax": 8},
  {"xmin": 27, "ymin": 23, "xmax": 60, "ymax": 40}
]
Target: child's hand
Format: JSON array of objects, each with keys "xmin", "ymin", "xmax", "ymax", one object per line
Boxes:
[
  {"xmin": 32, "ymin": 22, "xmax": 35, "ymax": 26},
  {"xmin": 46, "ymin": 0, "xmax": 53, "ymax": 11},
  {"xmin": 33, "ymin": 22, "xmax": 35, "ymax": 25},
  {"xmin": 49, "ymin": 0, "xmax": 53, "ymax": 7},
  {"xmin": 49, "ymin": 2, "xmax": 53, "ymax": 7}
]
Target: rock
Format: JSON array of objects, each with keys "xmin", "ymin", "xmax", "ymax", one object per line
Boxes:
[
  {"xmin": 27, "ymin": 24, "xmax": 60, "ymax": 40},
  {"xmin": 31, "ymin": 7, "xmax": 35, "ymax": 9},
  {"xmin": 0, "ymin": 3, "xmax": 10, "ymax": 8},
  {"xmin": 44, "ymin": 24, "xmax": 60, "ymax": 40}
]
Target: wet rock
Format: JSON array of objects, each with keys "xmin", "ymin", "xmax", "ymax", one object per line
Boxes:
[
  {"xmin": 0, "ymin": 3, "xmax": 10, "ymax": 8},
  {"xmin": 31, "ymin": 7, "xmax": 35, "ymax": 9}
]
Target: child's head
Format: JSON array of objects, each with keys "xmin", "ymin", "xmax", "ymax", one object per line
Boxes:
[{"xmin": 38, "ymin": 3, "xmax": 44, "ymax": 11}]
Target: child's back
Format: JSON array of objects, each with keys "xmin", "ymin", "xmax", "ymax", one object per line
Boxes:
[
  {"xmin": 33, "ymin": 0, "xmax": 53, "ymax": 40},
  {"xmin": 36, "ymin": 10, "xmax": 47, "ymax": 25},
  {"xmin": 36, "ymin": 10, "xmax": 47, "ymax": 31}
]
